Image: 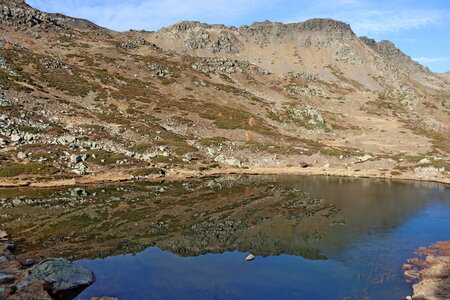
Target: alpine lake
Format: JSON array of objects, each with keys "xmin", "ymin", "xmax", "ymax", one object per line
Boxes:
[{"xmin": 1, "ymin": 175, "xmax": 449, "ymax": 300}]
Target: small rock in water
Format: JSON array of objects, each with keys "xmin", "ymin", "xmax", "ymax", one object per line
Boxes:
[
  {"xmin": 245, "ymin": 254, "xmax": 255, "ymax": 261},
  {"xmin": 24, "ymin": 258, "xmax": 35, "ymax": 267},
  {"xmin": 405, "ymin": 296, "xmax": 412, "ymax": 300}
]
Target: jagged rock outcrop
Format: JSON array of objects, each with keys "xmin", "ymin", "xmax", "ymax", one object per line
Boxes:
[
  {"xmin": 158, "ymin": 18, "xmax": 356, "ymax": 53},
  {"xmin": 440, "ymin": 72, "xmax": 450, "ymax": 82},
  {"xmin": 334, "ymin": 45, "xmax": 364, "ymax": 65},
  {"xmin": 290, "ymin": 72, "xmax": 319, "ymax": 81},
  {"xmin": 147, "ymin": 18, "xmax": 449, "ymax": 91},
  {"xmin": 283, "ymin": 104, "xmax": 327, "ymax": 130},
  {"xmin": 284, "ymin": 85, "xmax": 327, "ymax": 97},
  {"xmin": 159, "ymin": 21, "xmax": 242, "ymax": 54},
  {"xmin": 148, "ymin": 63, "xmax": 171, "ymax": 76},
  {"xmin": 0, "ymin": 0, "xmax": 98, "ymax": 29},
  {"xmin": 18, "ymin": 258, "xmax": 95, "ymax": 296},
  {"xmin": 244, "ymin": 19, "xmax": 356, "ymax": 48},
  {"xmin": 0, "ymin": 56, "xmax": 16, "ymax": 76},
  {"xmin": 0, "ymin": 89, "xmax": 13, "ymax": 106},
  {"xmin": 191, "ymin": 57, "xmax": 267, "ymax": 74},
  {"xmin": 376, "ymin": 40, "xmax": 430, "ymax": 75}
]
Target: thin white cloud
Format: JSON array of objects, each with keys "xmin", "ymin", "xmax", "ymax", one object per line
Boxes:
[
  {"xmin": 27, "ymin": 0, "xmax": 450, "ymax": 36},
  {"xmin": 347, "ymin": 10, "xmax": 447, "ymax": 35},
  {"xmin": 414, "ymin": 57, "xmax": 449, "ymax": 63},
  {"xmin": 27, "ymin": 0, "xmax": 280, "ymax": 31},
  {"xmin": 282, "ymin": 0, "xmax": 449, "ymax": 36}
]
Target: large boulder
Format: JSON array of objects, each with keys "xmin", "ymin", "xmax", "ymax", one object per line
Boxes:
[
  {"xmin": 215, "ymin": 154, "xmax": 242, "ymax": 167},
  {"xmin": 19, "ymin": 258, "xmax": 95, "ymax": 299}
]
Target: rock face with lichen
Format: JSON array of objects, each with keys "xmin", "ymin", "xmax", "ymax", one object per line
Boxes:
[
  {"xmin": 191, "ymin": 57, "xmax": 266, "ymax": 74},
  {"xmin": 159, "ymin": 21, "xmax": 242, "ymax": 54},
  {"xmin": 149, "ymin": 18, "xmax": 450, "ymax": 92},
  {"xmin": 283, "ymin": 104, "xmax": 327, "ymax": 130},
  {"xmin": 0, "ymin": 0, "xmax": 98, "ymax": 29},
  {"xmin": 0, "ymin": 89, "xmax": 13, "ymax": 106},
  {"xmin": 19, "ymin": 258, "xmax": 95, "ymax": 298},
  {"xmin": 284, "ymin": 85, "xmax": 327, "ymax": 97},
  {"xmin": 1, "ymin": 231, "xmax": 96, "ymax": 300}
]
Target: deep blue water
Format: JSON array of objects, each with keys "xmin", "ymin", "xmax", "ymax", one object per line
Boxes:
[{"xmin": 70, "ymin": 177, "xmax": 450, "ymax": 300}]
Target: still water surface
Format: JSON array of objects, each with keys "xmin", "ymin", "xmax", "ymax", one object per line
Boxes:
[{"xmin": 1, "ymin": 176, "xmax": 449, "ymax": 299}]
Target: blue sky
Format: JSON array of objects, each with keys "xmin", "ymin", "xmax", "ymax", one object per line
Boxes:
[{"xmin": 27, "ymin": 0, "xmax": 450, "ymax": 73}]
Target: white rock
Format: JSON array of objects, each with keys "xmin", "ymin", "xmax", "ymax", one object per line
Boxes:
[
  {"xmin": 142, "ymin": 153, "xmax": 157, "ymax": 160},
  {"xmin": 70, "ymin": 154, "xmax": 90, "ymax": 164},
  {"xmin": 358, "ymin": 154, "xmax": 373, "ymax": 162},
  {"xmin": 70, "ymin": 155, "xmax": 82, "ymax": 164},
  {"xmin": 124, "ymin": 151, "xmax": 135, "ymax": 157},
  {"xmin": 73, "ymin": 163, "xmax": 89, "ymax": 175},
  {"xmin": 245, "ymin": 254, "xmax": 255, "ymax": 261},
  {"xmin": 17, "ymin": 152, "xmax": 27, "ymax": 159},
  {"xmin": 159, "ymin": 151, "xmax": 170, "ymax": 157},
  {"xmin": 23, "ymin": 133, "xmax": 35, "ymax": 141},
  {"xmin": 215, "ymin": 155, "xmax": 242, "ymax": 167},
  {"xmin": 419, "ymin": 158, "xmax": 431, "ymax": 164},
  {"xmin": 10, "ymin": 134, "xmax": 21, "ymax": 142},
  {"xmin": 414, "ymin": 166, "xmax": 445, "ymax": 178},
  {"xmin": 207, "ymin": 147, "xmax": 217, "ymax": 157}
]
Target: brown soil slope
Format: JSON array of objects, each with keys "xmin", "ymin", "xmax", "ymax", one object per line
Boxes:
[{"xmin": 0, "ymin": 0, "xmax": 448, "ymax": 185}]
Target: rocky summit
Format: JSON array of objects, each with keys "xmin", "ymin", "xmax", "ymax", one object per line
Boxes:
[{"xmin": 0, "ymin": 0, "xmax": 448, "ymax": 186}]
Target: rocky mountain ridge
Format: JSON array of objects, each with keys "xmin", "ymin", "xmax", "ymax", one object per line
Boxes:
[
  {"xmin": 146, "ymin": 18, "xmax": 448, "ymax": 92},
  {"xmin": 441, "ymin": 72, "xmax": 450, "ymax": 81},
  {"xmin": 0, "ymin": 0, "xmax": 98, "ymax": 29}
]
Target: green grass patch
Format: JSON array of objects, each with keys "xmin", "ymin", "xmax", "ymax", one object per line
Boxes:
[
  {"xmin": 199, "ymin": 102, "xmax": 274, "ymax": 135},
  {"xmin": 0, "ymin": 163, "xmax": 59, "ymax": 177}
]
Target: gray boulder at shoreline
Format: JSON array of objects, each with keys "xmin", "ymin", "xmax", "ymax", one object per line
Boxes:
[{"xmin": 18, "ymin": 258, "xmax": 95, "ymax": 297}]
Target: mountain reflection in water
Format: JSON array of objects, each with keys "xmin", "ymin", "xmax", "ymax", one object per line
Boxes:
[{"xmin": 1, "ymin": 176, "xmax": 449, "ymax": 299}]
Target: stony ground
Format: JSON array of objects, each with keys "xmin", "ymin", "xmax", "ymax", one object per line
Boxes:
[
  {"xmin": 1, "ymin": 228, "xmax": 112, "ymax": 300},
  {"xmin": 1, "ymin": 230, "xmax": 53, "ymax": 300},
  {"xmin": 0, "ymin": 1, "xmax": 448, "ymax": 187},
  {"xmin": 0, "ymin": 2, "xmax": 448, "ymax": 299}
]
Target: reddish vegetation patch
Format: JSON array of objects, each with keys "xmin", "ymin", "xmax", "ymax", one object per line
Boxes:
[
  {"xmin": 404, "ymin": 241, "xmax": 450, "ymax": 299},
  {"xmin": 405, "ymin": 241, "xmax": 450, "ymax": 275},
  {"xmin": 418, "ymin": 241, "xmax": 450, "ymax": 257}
]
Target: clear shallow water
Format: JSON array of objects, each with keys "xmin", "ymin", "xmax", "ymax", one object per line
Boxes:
[{"xmin": 1, "ymin": 176, "xmax": 449, "ymax": 300}]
